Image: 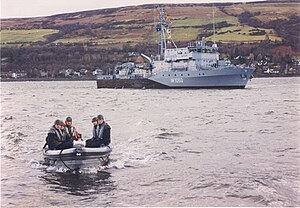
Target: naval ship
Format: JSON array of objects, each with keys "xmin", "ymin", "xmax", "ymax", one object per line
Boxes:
[{"xmin": 97, "ymin": 8, "xmax": 255, "ymax": 89}]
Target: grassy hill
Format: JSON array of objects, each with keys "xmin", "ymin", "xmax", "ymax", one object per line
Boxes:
[
  {"xmin": 1, "ymin": 1, "xmax": 299, "ymax": 47},
  {"xmin": 1, "ymin": 0, "xmax": 299, "ymax": 77}
]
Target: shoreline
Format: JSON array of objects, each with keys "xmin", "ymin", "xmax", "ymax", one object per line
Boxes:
[{"xmin": 0, "ymin": 77, "xmax": 96, "ymax": 82}]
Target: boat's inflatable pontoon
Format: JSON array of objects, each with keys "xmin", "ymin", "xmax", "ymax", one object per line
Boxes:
[{"xmin": 43, "ymin": 143, "xmax": 112, "ymax": 170}]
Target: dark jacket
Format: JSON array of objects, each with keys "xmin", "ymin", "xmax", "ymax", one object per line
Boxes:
[
  {"xmin": 63, "ymin": 125, "xmax": 79, "ymax": 141},
  {"xmin": 46, "ymin": 125, "xmax": 73, "ymax": 150},
  {"xmin": 86, "ymin": 122, "xmax": 111, "ymax": 147}
]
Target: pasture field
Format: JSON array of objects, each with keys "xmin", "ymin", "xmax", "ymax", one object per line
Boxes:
[
  {"xmin": 224, "ymin": 2, "xmax": 300, "ymax": 22},
  {"xmin": 206, "ymin": 25, "xmax": 282, "ymax": 43},
  {"xmin": 1, "ymin": 29, "xmax": 59, "ymax": 44}
]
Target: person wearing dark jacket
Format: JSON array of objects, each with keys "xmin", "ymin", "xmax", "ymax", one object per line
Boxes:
[
  {"xmin": 46, "ymin": 119, "xmax": 73, "ymax": 150},
  {"xmin": 85, "ymin": 115, "xmax": 111, "ymax": 148}
]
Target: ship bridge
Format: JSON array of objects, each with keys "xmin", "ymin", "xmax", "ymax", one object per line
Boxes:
[{"xmin": 192, "ymin": 38, "xmax": 220, "ymax": 69}]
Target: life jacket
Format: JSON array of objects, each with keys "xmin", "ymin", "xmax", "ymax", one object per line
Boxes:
[
  {"xmin": 43, "ymin": 126, "xmax": 63, "ymax": 149},
  {"xmin": 49, "ymin": 126, "xmax": 64, "ymax": 141},
  {"xmin": 64, "ymin": 126, "xmax": 78, "ymax": 139},
  {"xmin": 93, "ymin": 122, "xmax": 106, "ymax": 140}
]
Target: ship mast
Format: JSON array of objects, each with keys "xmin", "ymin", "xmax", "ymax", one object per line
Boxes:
[
  {"xmin": 155, "ymin": 7, "xmax": 176, "ymax": 60},
  {"xmin": 160, "ymin": 9, "xmax": 167, "ymax": 60},
  {"xmin": 213, "ymin": 7, "xmax": 216, "ymax": 44},
  {"xmin": 212, "ymin": 6, "xmax": 217, "ymax": 48}
]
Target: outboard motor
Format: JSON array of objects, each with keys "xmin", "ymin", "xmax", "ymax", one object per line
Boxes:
[{"xmin": 73, "ymin": 141, "xmax": 85, "ymax": 156}]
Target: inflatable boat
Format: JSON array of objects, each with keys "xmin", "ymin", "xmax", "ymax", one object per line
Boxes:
[{"xmin": 43, "ymin": 142, "xmax": 112, "ymax": 170}]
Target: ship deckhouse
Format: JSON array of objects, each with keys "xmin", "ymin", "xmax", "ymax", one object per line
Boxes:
[
  {"xmin": 164, "ymin": 48, "xmax": 192, "ymax": 62},
  {"xmin": 192, "ymin": 38, "xmax": 219, "ymax": 69}
]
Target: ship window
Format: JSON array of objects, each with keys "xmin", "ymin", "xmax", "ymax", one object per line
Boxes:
[
  {"xmin": 203, "ymin": 73, "xmax": 205, "ymax": 75},
  {"xmin": 199, "ymin": 73, "xmax": 201, "ymax": 76},
  {"xmin": 181, "ymin": 74, "xmax": 183, "ymax": 76},
  {"xmin": 175, "ymin": 74, "xmax": 176, "ymax": 76},
  {"xmin": 188, "ymin": 74, "xmax": 190, "ymax": 76},
  {"xmin": 162, "ymin": 74, "xmax": 164, "ymax": 76},
  {"xmin": 168, "ymin": 74, "xmax": 170, "ymax": 76}
]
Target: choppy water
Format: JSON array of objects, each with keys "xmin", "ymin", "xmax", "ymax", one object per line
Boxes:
[{"xmin": 1, "ymin": 77, "xmax": 299, "ymax": 207}]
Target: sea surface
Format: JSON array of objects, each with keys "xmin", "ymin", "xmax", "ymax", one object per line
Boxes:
[{"xmin": 1, "ymin": 77, "xmax": 299, "ymax": 207}]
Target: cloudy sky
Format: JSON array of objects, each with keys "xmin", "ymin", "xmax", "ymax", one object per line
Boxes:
[{"xmin": 1, "ymin": 0, "xmax": 264, "ymax": 18}]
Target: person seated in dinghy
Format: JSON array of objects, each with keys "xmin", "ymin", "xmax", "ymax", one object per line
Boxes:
[
  {"xmin": 45, "ymin": 119, "xmax": 73, "ymax": 150},
  {"xmin": 85, "ymin": 115, "xmax": 111, "ymax": 148},
  {"xmin": 63, "ymin": 116, "xmax": 82, "ymax": 141}
]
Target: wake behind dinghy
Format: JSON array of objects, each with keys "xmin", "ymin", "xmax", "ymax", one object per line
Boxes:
[{"xmin": 43, "ymin": 141, "xmax": 112, "ymax": 170}]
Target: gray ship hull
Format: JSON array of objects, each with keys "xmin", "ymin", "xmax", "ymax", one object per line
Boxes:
[
  {"xmin": 97, "ymin": 78, "xmax": 169, "ymax": 89},
  {"xmin": 149, "ymin": 67, "xmax": 254, "ymax": 88},
  {"xmin": 97, "ymin": 67, "xmax": 254, "ymax": 89}
]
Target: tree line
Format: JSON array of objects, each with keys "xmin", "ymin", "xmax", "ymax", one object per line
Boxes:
[{"xmin": 1, "ymin": 39, "xmax": 296, "ymax": 77}]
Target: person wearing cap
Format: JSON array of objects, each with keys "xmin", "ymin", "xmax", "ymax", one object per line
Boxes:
[
  {"xmin": 63, "ymin": 116, "xmax": 81, "ymax": 141},
  {"xmin": 45, "ymin": 119, "xmax": 73, "ymax": 150},
  {"xmin": 86, "ymin": 115, "xmax": 111, "ymax": 148}
]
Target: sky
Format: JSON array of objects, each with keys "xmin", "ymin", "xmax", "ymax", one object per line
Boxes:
[{"xmin": 1, "ymin": 0, "xmax": 264, "ymax": 18}]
